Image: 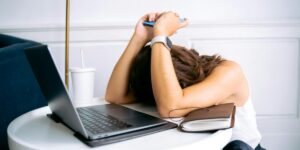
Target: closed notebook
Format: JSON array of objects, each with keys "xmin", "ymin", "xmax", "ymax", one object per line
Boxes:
[{"xmin": 178, "ymin": 103, "xmax": 236, "ymax": 132}]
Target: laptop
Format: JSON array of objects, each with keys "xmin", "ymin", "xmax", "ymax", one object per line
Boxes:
[{"xmin": 24, "ymin": 45, "xmax": 177, "ymax": 147}]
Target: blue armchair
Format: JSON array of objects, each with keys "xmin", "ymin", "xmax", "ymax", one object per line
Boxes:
[{"xmin": 0, "ymin": 34, "xmax": 47, "ymax": 150}]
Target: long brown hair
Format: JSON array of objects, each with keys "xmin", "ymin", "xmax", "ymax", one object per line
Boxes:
[{"xmin": 129, "ymin": 45, "xmax": 224, "ymax": 105}]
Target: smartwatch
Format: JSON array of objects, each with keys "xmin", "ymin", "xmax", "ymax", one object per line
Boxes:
[{"xmin": 150, "ymin": 36, "xmax": 172, "ymax": 51}]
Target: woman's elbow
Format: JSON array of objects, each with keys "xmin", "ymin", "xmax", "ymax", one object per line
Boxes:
[
  {"xmin": 156, "ymin": 98, "xmax": 182, "ymax": 118},
  {"xmin": 157, "ymin": 106, "xmax": 186, "ymax": 118},
  {"xmin": 157, "ymin": 107, "xmax": 173, "ymax": 118},
  {"xmin": 105, "ymin": 92, "xmax": 117, "ymax": 104},
  {"xmin": 105, "ymin": 90, "xmax": 121, "ymax": 104},
  {"xmin": 105, "ymin": 91, "xmax": 135, "ymax": 104}
]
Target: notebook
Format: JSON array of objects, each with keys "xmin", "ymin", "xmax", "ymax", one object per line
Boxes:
[
  {"xmin": 178, "ymin": 103, "xmax": 235, "ymax": 132},
  {"xmin": 24, "ymin": 45, "xmax": 177, "ymax": 147}
]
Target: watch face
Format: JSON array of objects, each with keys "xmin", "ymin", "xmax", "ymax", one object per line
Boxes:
[{"xmin": 166, "ymin": 37, "xmax": 172, "ymax": 49}]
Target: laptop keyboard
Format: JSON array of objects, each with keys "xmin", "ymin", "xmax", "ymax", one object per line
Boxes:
[{"xmin": 77, "ymin": 107, "xmax": 131, "ymax": 135}]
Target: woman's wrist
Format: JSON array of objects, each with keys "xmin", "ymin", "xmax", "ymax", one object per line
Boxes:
[
  {"xmin": 153, "ymin": 28, "xmax": 168, "ymax": 37},
  {"xmin": 133, "ymin": 36, "xmax": 148, "ymax": 48},
  {"xmin": 126, "ymin": 33, "xmax": 148, "ymax": 55},
  {"xmin": 132, "ymin": 32, "xmax": 149, "ymax": 45}
]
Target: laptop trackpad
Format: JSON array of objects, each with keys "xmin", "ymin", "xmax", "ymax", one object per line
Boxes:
[{"xmin": 87, "ymin": 104, "xmax": 167, "ymax": 127}]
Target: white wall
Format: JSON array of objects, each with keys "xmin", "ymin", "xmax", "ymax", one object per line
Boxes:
[
  {"xmin": 1, "ymin": 0, "xmax": 300, "ymax": 149},
  {"xmin": 1, "ymin": 0, "xmax": 300, "ymax": 27}
]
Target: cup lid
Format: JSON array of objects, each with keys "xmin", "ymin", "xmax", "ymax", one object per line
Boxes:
[{"xmin": 69, "ymin": 67, "xmax": 95, "ymax": 72}]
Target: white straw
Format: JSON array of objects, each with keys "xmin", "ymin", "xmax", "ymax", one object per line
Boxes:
[{"xmin": 80, "ymin": 49, "xmax": 85, "ymax": 68}]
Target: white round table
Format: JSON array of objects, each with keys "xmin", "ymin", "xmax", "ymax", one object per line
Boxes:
[{"xmin": 8, "ymin": 99, "xmax": 232, "ymax": 150}]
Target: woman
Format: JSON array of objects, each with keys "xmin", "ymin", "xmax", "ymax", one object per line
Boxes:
[{"xmin": 105, "ymin": 12, "xmax": 265, "ymax": 150}]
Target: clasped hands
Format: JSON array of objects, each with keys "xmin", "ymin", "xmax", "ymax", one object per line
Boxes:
[{"xmin": 134, "ymin": 11, "xmax": 189, "ymax": 44}]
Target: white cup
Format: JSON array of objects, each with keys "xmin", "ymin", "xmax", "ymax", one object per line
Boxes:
[{"xmin": 69, "ymin": 67, "xmax": 95, "ymax": 107}]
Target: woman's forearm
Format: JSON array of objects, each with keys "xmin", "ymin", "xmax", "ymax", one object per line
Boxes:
[
  {"xmin": 151, "ymin": 43, "xmax": 184, "ymax": 115},
  {"xmin": 149, "ymin": 12, "xmax": 190, "ymax": 116},
  {"xmin": 105, "ymin": 35, "xmax": 147, "ymax": 104}
]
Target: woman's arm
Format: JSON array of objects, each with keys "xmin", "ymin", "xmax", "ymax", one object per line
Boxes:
[
  {"xmin": 152, "ymin": 57, "xmax": 249, "ymax": 117},
  {"xmin": 151, "ymin": 12, "xmax": 249, "ymax": 117},
  {"xmin": 105, "ymin": 35, "xmax": 145, "ymax": 104},
  {"xmin": 105, "ymin": 13, "xmax": 160, "ymax": 104}
]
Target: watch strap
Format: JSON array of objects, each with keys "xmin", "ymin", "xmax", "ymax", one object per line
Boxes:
[{"xmin": 150, "ymin": 36, "xmax": 172, "ymax": 51}]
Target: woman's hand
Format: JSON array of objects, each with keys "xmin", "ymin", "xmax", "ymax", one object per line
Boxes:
[
  {"xmin": 153, "ymin": 11, "xmax": 189, "ymax": 37},
  {"xmin": 133, "ymin": 12, "xmax": 161, "ymax": 43},
  {"xmin": 133, "ymin": 11, "xmax": 188, "ymax": 43}
]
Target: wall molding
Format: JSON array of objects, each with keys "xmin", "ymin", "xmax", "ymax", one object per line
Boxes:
[
  {"xmin": 1, "ymin": 19, "xmax": 300, "ymax": 31},
  {"xmin": 1, "ymin": 19, "xmax": 300, "ymax": 43}
]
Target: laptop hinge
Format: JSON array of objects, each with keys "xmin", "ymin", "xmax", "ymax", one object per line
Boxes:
[{"xmin": 47, "ymin": 113, "xmax": 62, "ymax": 123}]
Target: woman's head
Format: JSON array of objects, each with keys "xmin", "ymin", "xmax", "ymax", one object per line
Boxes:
[{"xmin": 129, "ymin": 45, "xmax": 223, "ymax": 105}]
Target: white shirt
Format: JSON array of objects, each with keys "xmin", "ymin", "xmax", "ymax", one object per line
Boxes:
[{"xmin": 230, "ymin": 97, "xmax": 262, "ymax": 148}]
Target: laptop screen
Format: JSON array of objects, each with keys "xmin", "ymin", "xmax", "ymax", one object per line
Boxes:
[{"xmin": 24, "ymin": 45, "xmax": 87, "ymax": 137}]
